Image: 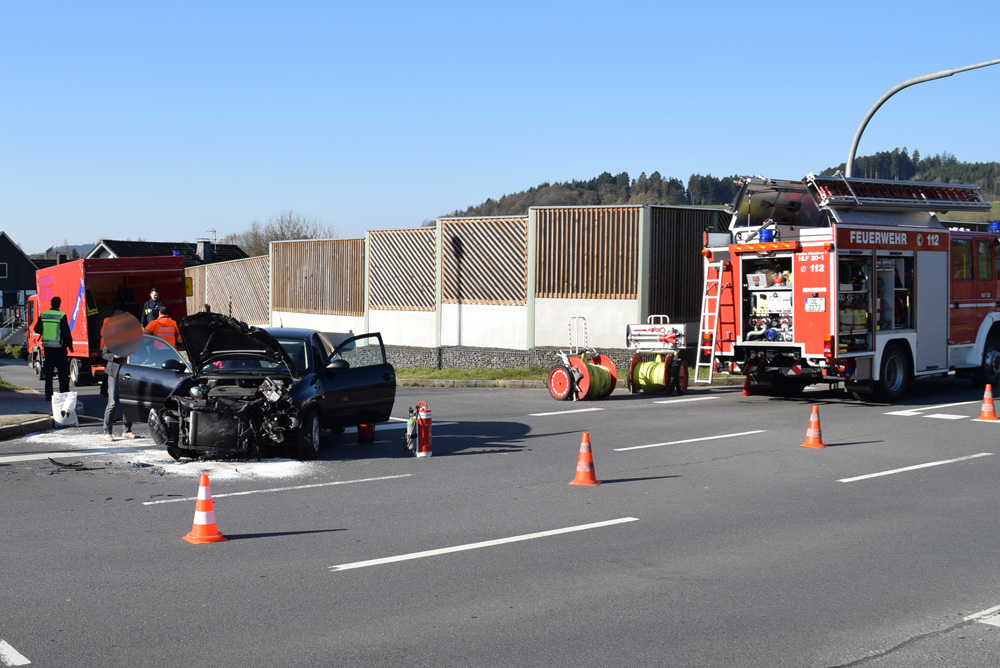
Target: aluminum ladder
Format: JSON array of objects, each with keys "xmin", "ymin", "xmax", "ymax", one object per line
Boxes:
[{"xmin": 694, "ymin": 261, "xmax": 725, "ymax": 384}]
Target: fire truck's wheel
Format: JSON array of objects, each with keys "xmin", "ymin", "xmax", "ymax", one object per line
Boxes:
[
  {"xmin": 70, "ymin": 359, "xmax": 82, "ymax": 387},
  {"xmin": 673, "ymin": 362, "xmax": 689, "ymax": 395},
  {"xmin": 548, "ymin": 365, "xmax": 574, "ymax": 401},
  {"xmin": 32, "ymin": 354, "xmax": 42, "ymax": 378},
  {"xmin": 36, "ymin": 355, "xmax": 46, "ymax": 381},
  {"xmin": 873, "ymin": 342, "xmax": 910, "ymax": 403},
  {"xmin": 974, "ymin": 333, "xmax": 1000, "ymax": 387}
]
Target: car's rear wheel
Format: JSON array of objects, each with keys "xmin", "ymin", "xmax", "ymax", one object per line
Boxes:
[{"xmin": 297, "ymin": 410, "xmax": 321, "ymax": 460}]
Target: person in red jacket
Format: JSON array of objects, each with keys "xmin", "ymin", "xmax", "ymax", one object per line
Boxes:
[{"xmin": 144, "ymin": 306, "xmax": 182, "ymax": 348}]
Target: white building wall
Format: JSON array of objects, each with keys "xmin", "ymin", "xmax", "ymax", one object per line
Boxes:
[
  {"xmin": 441, "ymin": 304, "xmax": 528, "ymax": 349},
  {"xmin": 270, "ymin": 310, "xmax": 365, "ymax": 337},
  {"xmin": 534, "ymin": 298, "xmax": 638, "ymax": 349},
  {"xmin": 368, "ymin": 309, "xmax": 438, "ymax": 347}
]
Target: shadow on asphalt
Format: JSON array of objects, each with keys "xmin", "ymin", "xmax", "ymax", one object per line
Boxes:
[
  {"xmin": 224, "ymin": 529, "xmax": 344, "ymax": 541},
  {"xmin": 321, "ymin": 420, "xmax": 541, "ymax": 461}
]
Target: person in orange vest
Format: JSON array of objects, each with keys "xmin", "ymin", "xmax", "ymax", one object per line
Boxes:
[{"xmin": 144, "ymin": 306, "xmax": 182, "ymax": 348}]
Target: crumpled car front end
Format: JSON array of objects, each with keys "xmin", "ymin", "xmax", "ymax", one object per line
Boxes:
[{"xmin": 154, "ymin": 375, "xmax": 301, "ymax": 459}]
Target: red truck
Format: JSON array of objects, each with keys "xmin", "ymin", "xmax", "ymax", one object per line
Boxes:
[
  {"xmin": 26, "ymin": 256, "xmax": 189, "ymax": 386},
  {"xmin": 697, "ymin": 174, "xmax": 998, "ymax": 402}
]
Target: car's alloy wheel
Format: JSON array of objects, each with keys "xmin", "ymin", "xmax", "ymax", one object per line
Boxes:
[{"xmin": 297, "ymin": 410, "xmax": 321, "ymax": 460}]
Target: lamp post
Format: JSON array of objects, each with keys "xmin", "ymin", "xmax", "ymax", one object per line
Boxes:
[{"xmin": 845, "ymin": 58, "xmax": 1000, "ymax": 177}]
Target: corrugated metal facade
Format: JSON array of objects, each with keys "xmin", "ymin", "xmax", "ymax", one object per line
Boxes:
[
  {"xmin": 442, "ymin": 217, "xmax": 527, "ymax": 305},
  {"xmin": 648, "ymin": 206, "xmax": 726, "ymax": 322},
  {"xmin": 369, "ymin": 229, "xmax": 436, "ymax": 311},
  {"xmin": 272, "ymin": 239, "xmax": 365, "ymax": 316},
  {"xmin": 535, "ymin": 207, "xmax": 639, "ymax": 299}
]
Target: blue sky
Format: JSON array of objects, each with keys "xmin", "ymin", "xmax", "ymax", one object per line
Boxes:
[{"xmin": 2, "ymin": 1, "xmax": 998, "ymax": 255}]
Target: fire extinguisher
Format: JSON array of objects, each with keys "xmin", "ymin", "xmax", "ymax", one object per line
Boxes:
[
  {"xmin": 404, "ymin": 407, "xmax": 418, "ymax": 456},
  {"xmin": 416, "ymin": 400, "xmax": 432, "ymax": 457}
]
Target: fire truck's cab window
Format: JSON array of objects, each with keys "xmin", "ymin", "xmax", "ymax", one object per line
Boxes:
[
  {"xmin": 953, "ymin": 239, "xmax": 973, "ymax": 280},
  {"xmin": 875, "ymin": 255, "xmax": 913, "ymax": 330},
  {"xmin": 978, "ymin": 239, "xmax": 993, "ymax": 281}
]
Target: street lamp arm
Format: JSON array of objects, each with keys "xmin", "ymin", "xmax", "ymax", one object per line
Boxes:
[{"xmin": 845, "ymin": 58, "xmax": 1000, "ymax": 177}]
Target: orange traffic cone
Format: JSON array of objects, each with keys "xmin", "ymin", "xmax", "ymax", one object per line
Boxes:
[
  {"xmin": 183, "ymin": 474, "xmax": 227, "ymax": 544},
  {"xmin": 742, "ymin": 375, "xmax": 755, "ymax": 397},
  {"xmin": 799, "ymin": 405, "xmax": 826, "ymax": 449},
  {"xmin": 569, "ymin": 432, "xmax": 601, "ymax": 486},
  {"xmin": 977, "ymin": 384, "xmax": 998, "ymax": 421}
]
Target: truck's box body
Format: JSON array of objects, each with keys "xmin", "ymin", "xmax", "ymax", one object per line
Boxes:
[{"xmin": 27, "ymin": 256, "xmax": 188, "ymax": 384}]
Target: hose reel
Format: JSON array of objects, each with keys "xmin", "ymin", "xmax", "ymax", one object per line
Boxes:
[
  {"xmin": 548, "ymin": 317, "xmax": 618, "ymax": 401},
  {"xmin": 625, "ymin": 315, "xmax": 690, "ymax": 396}
]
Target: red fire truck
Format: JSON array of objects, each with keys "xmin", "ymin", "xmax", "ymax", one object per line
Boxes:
[
  {"xmin": 26, "ymin": 256, "xmax": 189, "ymax": 386},
  {"xmin": 697, "ymin": 174, "xmax": 996, "ymax": 402}
]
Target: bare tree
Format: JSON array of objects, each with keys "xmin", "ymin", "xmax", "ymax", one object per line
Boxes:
[{"xmin": 221, "ymin": 210, "xmax": 337, "ymax": 257}]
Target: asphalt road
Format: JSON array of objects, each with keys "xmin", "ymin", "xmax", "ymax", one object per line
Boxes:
[{"xmin": 2, "ymin": 366, "xmax": 1000, "ymax": 667}]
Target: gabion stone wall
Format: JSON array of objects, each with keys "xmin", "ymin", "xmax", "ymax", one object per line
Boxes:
[{"xmin": 385, "ymin": 345, "xmax": 696, "ymax": 373}]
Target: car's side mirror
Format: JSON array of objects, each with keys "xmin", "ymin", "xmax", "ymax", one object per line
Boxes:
[
  {"xmin": 162, "ymin": 358, "xmax": 186, "ymax": 372},
  {"xmin": 325, "ymin": 358, "xmax": 350, "ymax": 374}
]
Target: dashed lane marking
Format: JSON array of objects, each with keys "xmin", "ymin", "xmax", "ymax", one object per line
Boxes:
[
  {"xmin": 837, "ymin": 453, "xmax": 992, "ymax": 483},
  {"xmin": 0, "ymin": 445, "xmax": 160, "ymax": 464},
  {"xmin": 0, "ymin": 639, "xmax": 30, "ymax": 666},
  {"xmin": 653, "ymin": 396, "xmax": 717, "ymax": 405},
  {"xmin": 614, "ymin": 430, "xmax": 766, "ymax": 452},
  {"xmin": 329, "ymin": 517, "xmax": 639, "ymax": 572},
  {"xmin": 924, "ymin": 414, "xmax": 969, "ymax": 420},
  {"xmin": 884, "ymin": 400, "xmax": 979, "ymax": 417},
  {"xmin": 528, "ymin": 408, "xmax": 604, "ymax": 417},
  {"xmin": 143, "ymin": 474, "xmax": 413, "ymax": 505},
  {"xmin": 965, "ymin": 604, "xmax": 1000, "ymax": 627}
]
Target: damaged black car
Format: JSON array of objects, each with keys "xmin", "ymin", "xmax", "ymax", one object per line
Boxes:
[{"xmin": 117, "ymin": 312, "xmax": 396, "ymax": 460}]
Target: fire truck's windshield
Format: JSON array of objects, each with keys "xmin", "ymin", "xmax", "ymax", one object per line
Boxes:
[{"xmin": 731, "ymin": 184, "xmax": 825, "ymax": 229}]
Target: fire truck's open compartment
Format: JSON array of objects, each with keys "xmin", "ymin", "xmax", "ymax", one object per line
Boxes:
[
  {"xmin": 837, "ymin": 256, "xmax": 872, "ymax": 352},
  {"xmin": 741, "ymin": 257, "xmax": 793, "ymax": 343},
  {"xmin": 875, "ymin": 254, "xmax": 912, "ymax": 330}
]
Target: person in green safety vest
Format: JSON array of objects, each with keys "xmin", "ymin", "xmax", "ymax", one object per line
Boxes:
[{"xmin": 33, "ymin": 296, "xmax": 74, "ymax": 401}]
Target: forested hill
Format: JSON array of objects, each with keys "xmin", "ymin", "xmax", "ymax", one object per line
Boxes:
[{"xmin": 447, "ymin": 149, "xmax": 999, "ymax": 219}]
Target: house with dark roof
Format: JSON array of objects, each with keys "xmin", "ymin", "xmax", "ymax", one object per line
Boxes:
[
  {"xmin": 0, "ymin": 231, "xmax": 40, "ymax": 338},
  {"xmin": 87, "ymin": 239, "xmax": 248, "ymax": 267}
]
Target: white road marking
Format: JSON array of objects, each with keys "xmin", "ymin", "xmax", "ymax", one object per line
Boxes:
[
  {"xmin": 653, "ymin": 396, "xmax": 717, "ymax": 405},
  {"xmin": 838, "ymin": 453, "xmax": 992, "ymax": 483},
  {"xmin": 614, "ymin": 430, "xmax": 766, "ymax": 452},
  {"xmin": 0, "ymin": 640, "xmax": 31, "ymax": 666},
  {"xmin": 0, "ymin": 445, "xmax": 160, "ymax": 464},
  {"xmin": 924, "ymin": 414, "xmax": 969, "ymax": 420},
  {"xmin": 966, "ymin": 604, "xmax": 1000, "ymax": 627},
  {"xmin": 329, "ymin": 517, "xmax": 640, "ymax": 572},
  {"xmin": 885, "ymin": 400, "xmax": 979, "ymax": 417},
  {"xmin": 529, "ymin": 407, "xmax": 604, "ymax": 417},
  {"xmin": 143, "ymin": 474, "xmax": 413, "ymax": 505}
]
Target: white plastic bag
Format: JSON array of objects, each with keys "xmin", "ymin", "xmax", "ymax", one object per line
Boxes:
[{"xmin": 52, "ymin": 391, "xmax": 79, "ymax": 427}]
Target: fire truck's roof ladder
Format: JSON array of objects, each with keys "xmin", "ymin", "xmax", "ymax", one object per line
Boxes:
[
  {"xmin": 695, "ymin": 261, "xmax": 725, "ymax": 384},
  {"xmin": 804, "ymin": 172, "xmax": 991, "ymax": 213}
]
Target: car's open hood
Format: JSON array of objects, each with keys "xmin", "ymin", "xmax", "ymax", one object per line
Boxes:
[{"xmin": 179, "ymin": 312, "xmax": 299, "ymax": 377}]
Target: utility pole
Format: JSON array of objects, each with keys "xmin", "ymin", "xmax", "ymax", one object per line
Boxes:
[{"xmin": 846, "ymin": 58, "xmax": 1000, "ymax": 177}]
